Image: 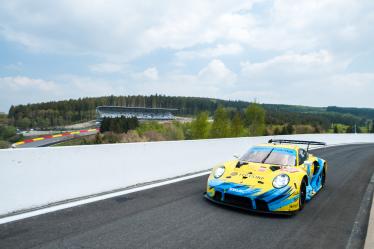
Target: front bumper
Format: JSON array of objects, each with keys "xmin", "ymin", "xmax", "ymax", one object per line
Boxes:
[
  {"xmin": 206, "ymin": 180, "xmax": 300, "ymax": 213},
  {"xmin": 203, "ymin": 193, "xmax": 295, "ymax": 215}
]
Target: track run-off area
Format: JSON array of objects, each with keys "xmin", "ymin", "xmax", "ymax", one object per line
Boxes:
[{"xmin": 0, "ymin": 143, "xmax": 374, "ymax": 249}]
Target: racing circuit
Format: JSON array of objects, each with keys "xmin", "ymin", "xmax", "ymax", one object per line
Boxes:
[
  {"xmin": 13, "ymin": 128, "xmax": 99, "ymax": 148},
  {"xmin": 0, "ymin": 137, "xmax": 374, "ymax": 249}
]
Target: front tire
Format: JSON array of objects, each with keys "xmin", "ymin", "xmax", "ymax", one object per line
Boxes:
[{"xmin": 299, "ymin": 179, "xmax": 307, "ymax": 211}]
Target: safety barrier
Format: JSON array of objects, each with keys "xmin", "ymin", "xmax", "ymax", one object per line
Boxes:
[{"xmin": 0, "ymin": 134, "xmax": 373, "ymax": 216}]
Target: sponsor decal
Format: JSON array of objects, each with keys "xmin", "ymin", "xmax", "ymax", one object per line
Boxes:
[
  {"xmin": 230, "ymin": 171, "xmax": 265, "ymax": 180},
  {"xmin": 258, "ymin": 166, "xmax": 267, "ymax": 172},
  {"xmin": 228, "ymin": 186, "xmax": 256, "ymax": 193},
  {"xmin": 228, "ymin": 187, "xmax": 245, "ymax": 193},
  {"xmin": 280, "ymin": 166, "xmax": 299, "ymax": 173},
  {"xmin": 242, "ymin": 174, "xmax": 264, "ymax": 180}
]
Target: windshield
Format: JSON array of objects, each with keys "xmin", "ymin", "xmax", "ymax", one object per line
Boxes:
[{"xmin": 240, "ymin": 146, "xmax": 296, "ymax": 166}]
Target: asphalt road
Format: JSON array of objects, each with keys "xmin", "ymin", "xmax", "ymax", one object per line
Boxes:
[{"xmin": 1, "ymin": 144, "xmax": 374, "ymax": 249}]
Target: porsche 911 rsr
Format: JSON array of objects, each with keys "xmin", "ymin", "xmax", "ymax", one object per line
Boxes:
[{"xmin": 204, "ymin": 139, "xmax": 327, "ymax": 214}]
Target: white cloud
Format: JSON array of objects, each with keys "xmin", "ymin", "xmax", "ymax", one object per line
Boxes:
[
  {"xmin": 198, "ymin": 59, "xmax": 237, "ymax": 86},
  {"xmin": 0, "ymin": 25, "xmax": 76, "ymax": 53},
  {"xmin": 0, "ymin": 76, "xmax": 58, "ymax": 92},
  {"xmin": 242, "ymin": 50, "xmax": 338, "ymax": 74},
  {"xmin": 0, "ymin": 1, "xmax": 256, "ymax": 59},
  {"xmin": 1, "ymin": 0, "xmax": 372, "ymax": 58},
  {"xmin": 329, "ymin": 73, "xmax": 374, "ymax": 88},
  {"xmin": 0, "ymin": 76, "xmax": 61, "ymax": 110},
  {"xmin": 132, "ymin": 67, "xmax": 160, "ymax": 81},
  {"xmin": 130, "ymin": 60, "xmax": 237, "ymax": 98},
  {"xmin": 142, "ymin": 67, "xmax": 159, "ymax": 80},
  {"xmin": 89, "ymin": 63, "xmax": 125, "ymax": 74},
  {"xmin": 0, "ymin": 0, "xmax": 374, "ymax": 110},
  {"xmin": 59, "ymin": 75, "xmax": 117, "ymax": 96},
  {"xmin": 176, "ymin": 43, "xmax": 243, "ymax": 60}
]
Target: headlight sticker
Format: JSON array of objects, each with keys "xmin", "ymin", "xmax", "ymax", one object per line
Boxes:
[{"xmin": 273, "ymin": 174, "xmax": 290, "ymax": 188}]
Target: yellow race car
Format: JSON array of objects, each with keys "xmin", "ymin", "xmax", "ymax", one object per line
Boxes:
[{"xmin": 204, "ymin": 139, "xmax": 327, "ymax": 214}]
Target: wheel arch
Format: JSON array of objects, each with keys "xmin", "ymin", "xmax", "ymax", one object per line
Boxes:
[
  {"xmin": 323, "ymin": 161, "xmax": 328, "ymax": 172},
  {"xmin": 313, "ymin": 160, "xmax": 320, "ymax": 173}
]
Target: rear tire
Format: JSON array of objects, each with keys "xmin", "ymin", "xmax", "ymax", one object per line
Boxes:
[{"xmin": 299, "ymin": 179, "xmax": 307, "ymax": 211}]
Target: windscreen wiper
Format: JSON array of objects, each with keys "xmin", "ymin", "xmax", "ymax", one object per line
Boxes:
[
  {"xmin": 261, "ymin": 148, "xmax": 274, "ymax": 164},
  {"xmin": 236, "ymin": 159, "xmax": 249, "ymax": 168}
]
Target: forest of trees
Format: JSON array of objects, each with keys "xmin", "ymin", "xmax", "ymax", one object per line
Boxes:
[
  {"xmin": 8, "ymin": 95, "xmax": 248, "ymax": 129},
  {"xmin": 0, "ymin": 113, "xmax": 23, "ymax": 148},
  {"xmin": 326, "ymin": 106, "xmax": 374, "ymax": 119},
  {"xmin": 7, "ymin": 95, "xmax": 372, "ymax": 130},
  {"xmin": 100, "ymin": 117, "xmax": 139, "ymax": 133},
  {"xmin": 80, "ymin": 103, "xmax": 268, "ymax": 146},
  {"xmin": 2, "ymin": 99, "xmax": 374, "ymax": 148},
  {"xmin": 190, "ymin": 103, "xmax": 267, "ymax": 139}
]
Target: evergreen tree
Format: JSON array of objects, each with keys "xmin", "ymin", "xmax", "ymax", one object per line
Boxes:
[
  {"xmin": 191, "ymin": 112, "xmax": 209, "ymax": 139},
  {"xmin": 100, "ymin": 117, "xmax": 139, "ymax": 133},
  {"xmin": 0, "ymin": 126, "xmax": 17, "ymax": 140},
  {"xmin": 231, "ymin": 112, "xmax": 244, "ymax": 137},
  {"xmin": 286, "ymin": 123, "xmax": 294, "ymax": 134},
  {"xmin": 346, "ymin": 125, "xmax": 353, "ymax": 133},
  {"xmin": 313, "ymin": 124, "xmax": 321, "ymax": 133},
  {"xmin": 280, "ymin": 126, "xmax": 288, "ymax": 135},
  {"xmin": 245, "ymin": 102, "xmax": 266, "ymax": 136},
  {"xmin": 17, "ymin": 117, "xmax": 31, "ymax": 129}
]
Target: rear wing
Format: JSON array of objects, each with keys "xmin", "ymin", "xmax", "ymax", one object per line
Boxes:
[{"xmin": 268, "ymin": 139, "xmax": 326, "ymax": 151}]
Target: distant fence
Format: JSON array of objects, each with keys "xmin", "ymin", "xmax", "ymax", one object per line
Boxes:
[{"xmin": 0, "ymin": 134, "xmax": 373, "ymax": 216}]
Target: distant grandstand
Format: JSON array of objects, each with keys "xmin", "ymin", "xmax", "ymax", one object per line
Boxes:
[{"xmin": 96, "ymin": 106, "xmax": 177, "ymax": 121}]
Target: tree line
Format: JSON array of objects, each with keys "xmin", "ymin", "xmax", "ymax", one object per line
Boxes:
[
  {"xmin": 190, "ymin": 103, "xmax": 266, "ymax": 139},
  {"xmin": 100, "ymin": 117, "xmax": 139, "ymax": 133},
  {"xmin": 7, "ymin": 94, "xmax": 373, "ymax": 130}
]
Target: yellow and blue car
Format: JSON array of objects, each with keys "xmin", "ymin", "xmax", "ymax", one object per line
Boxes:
[{"xmin": 204, "ymin": 139, "xmax": 327, "ymax": 214}]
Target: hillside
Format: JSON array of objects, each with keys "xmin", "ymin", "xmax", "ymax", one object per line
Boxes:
[{"xmin": 6, "ymin": 95, "xmax": 373, "ymax": 130}]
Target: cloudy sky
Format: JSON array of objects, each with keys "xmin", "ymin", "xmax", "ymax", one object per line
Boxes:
[{"xmin": 0, "ymin": 0, "xmax": 373, "ymax": 112}]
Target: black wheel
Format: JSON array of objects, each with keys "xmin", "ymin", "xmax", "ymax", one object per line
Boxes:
[{"xmin": 299, "ymin": 179, "xmax": 307, "ymax": 211}]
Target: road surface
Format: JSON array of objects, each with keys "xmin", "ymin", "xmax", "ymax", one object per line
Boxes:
[{"xmin": 1, "ymin": 144, "xmax": 373, "ymax": 249}]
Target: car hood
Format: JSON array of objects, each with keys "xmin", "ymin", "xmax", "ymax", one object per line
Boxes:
[{"xmin": 210, "ymin": 160, "xmax": 301, "ymax": 191}]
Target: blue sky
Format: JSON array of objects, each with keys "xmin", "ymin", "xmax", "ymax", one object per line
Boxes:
[{"xmin": 0, "ymin": 0, "xmax": 374, "ymax": 112}]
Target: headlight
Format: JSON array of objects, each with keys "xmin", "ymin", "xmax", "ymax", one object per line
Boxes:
[
  {"xmin": 272, "ymin": 174, "xmax": 290, "ymax": 188},
  {"xmin": 213, "ymin": 166, "xmax": 225, "ymax": 178}
]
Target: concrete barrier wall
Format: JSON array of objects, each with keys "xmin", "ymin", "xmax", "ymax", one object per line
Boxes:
[{"xmin": 0, "ymin": 134, "xmax": 373, "ymax": 216}]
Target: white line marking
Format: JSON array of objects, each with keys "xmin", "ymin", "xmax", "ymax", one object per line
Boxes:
[{"xmin": 0, "ymin": 171, "xmax": 210, "ymax": 225}]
